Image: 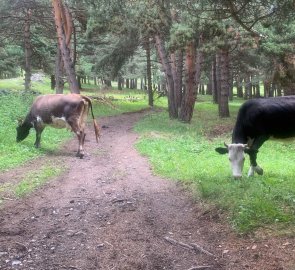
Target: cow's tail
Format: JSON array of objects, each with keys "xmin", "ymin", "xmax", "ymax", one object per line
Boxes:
[{"xmin": 81, "ymin": 95, "xmax": 100, "ymax": 143}]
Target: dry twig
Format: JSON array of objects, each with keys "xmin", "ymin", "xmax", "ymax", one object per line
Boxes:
[
  {"xmin": 187, "ymin": 266, "xmax": 213, "ymax": 270},
  {"xmin": 164, "ymin": 236, "xmax": 215, "ymax": 257}
]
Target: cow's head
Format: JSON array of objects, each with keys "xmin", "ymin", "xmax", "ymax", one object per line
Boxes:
[
  {"xmin": 215, "ymin": 143, "xmax": 249, "ymax": 178},
  {"xmin": 16, "ymin": 121, "xmax": 32, "ymax": 142}
]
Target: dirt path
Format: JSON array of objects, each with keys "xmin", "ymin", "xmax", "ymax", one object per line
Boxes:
[{"xmin": 0, "ymin": 111, "xmax": 294, "ymax": 270}]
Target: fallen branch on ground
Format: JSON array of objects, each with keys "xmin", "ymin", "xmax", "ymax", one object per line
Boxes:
[
  {"xmin": 190, "ymin": 243, "xmax": 214, "ymax": 257},
  {"xmin": 187, "ymin": 266, "xmax": 213, "ymax": 270},
  {"xmin": 164, "ymin": 236, "xmax": 214, "ymax": 257}
]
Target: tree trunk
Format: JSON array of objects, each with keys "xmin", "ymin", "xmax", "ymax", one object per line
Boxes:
[
  {"xmin": 264, "ymin": 80, "xmax": 271, "ymax": 97},
  {"xmin": 118, "ymin": 75, "xmax": 123, "ymax": 90},
  {"xmin": 178, "ymin": 42, "xmax": 197, "ymax": 123},
  {"xmin": 55, "ymin": 46, "xmax": 64, "ymax": 93},
  {"xmin": 126, "ymin": 78, "xmax": 129, "ymax": 89},
  {"xmin": 254, "ymin": 81, "xmax": 261, "ymax": 98},
  {"xmin": 24, "ymin": 8, "xmax": 32, "ymax": 91},
  {"xmin": 145, "ymin": 39, "xmax": 153, "ymax": 106},
  {"xmin": 212, "ymin": 58, "xmax": 218, "ymax": 104},
  {"xmin": 50, "ymin": 75, "xmax": 56, "ymax": 90},
  {"xmin": 244, "ymin": 76, "xmax": 252, "ymax": 99},
  {"xmin": 229, "ymin": 71, "xmax": 233, "ymax": 101},
  {"xmin": 216, "ymin": 48, "xmax": 230, "ymax": 118},
  {"xmin": 236, "ymin": 74, "xmax": 243, "ymax": 98},
  {"xmin": 52, "ymin": 0, "xmax": 79, "ymax": 93},
  {"xmin": 77, "ymin": 75, "xmax": 82, "ymax": 89},
  {"xmin": 155, "ymin": 34, "xmax": 178, "ymax": 119},
  {"xmin": 171, "ymin": 50, "xmax": 183, "ymax": 109}
]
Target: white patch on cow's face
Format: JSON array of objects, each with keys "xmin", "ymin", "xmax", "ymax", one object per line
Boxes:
[
  {"xmin": 227, "ymin": 143, "xmax": 246, "ymax": 178},
  {"xmin": 51, "ymin": 116, "xmax": 71, "ymax": 129}
]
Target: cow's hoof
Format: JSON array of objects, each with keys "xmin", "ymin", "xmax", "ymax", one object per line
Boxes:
[
  {"xmin": 255, "ymin": 166, "xmax": 263, "ymax": 175},
  {"xmin": 247, "ymin": 166, "xmax": 255, "ymax": 177},
  {"xmin": 76, "ymin": 152, "xmax": 84, "ymax": 159}
]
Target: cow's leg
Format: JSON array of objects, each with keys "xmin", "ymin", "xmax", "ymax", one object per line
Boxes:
[
  {"xmin": 247, "ymin": 136, "xmax": 269, "ymax": 176},
  {"xmin": 34, "ymin": 127, "xmax": 44, "ymax": 148},
  {"xmin": 81, "ymin": 131, "xmax": 86, "ymax": 153},
  {"xmin": 248, "ymin": 151, "xmax": 263, "ymax": 176},
  {"xmin": 67, "ymin": 120, "xmax": 84, "ymax": 158},
  {"xmin": 77, "ymin": 130, "xmax": 86, "ymax": 158}
]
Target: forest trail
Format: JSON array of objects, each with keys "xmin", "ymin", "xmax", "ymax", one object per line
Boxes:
[{"xmin": 0, "ymin": 110, "xmax": 294, "ymax": 270}]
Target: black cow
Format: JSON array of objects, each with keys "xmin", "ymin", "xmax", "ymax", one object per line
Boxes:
[
  {"xmin": 16, "ymin": 94, "xmax": 100, "ymax": 158},
  {"xmin": 215, "ymin": 96, "xmax": 295, "ymax": 178}
]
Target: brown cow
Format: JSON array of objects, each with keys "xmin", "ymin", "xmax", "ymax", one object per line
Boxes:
[{"xmin": 16, "ymin": 94, "xmax": 100, "ymax": 158}]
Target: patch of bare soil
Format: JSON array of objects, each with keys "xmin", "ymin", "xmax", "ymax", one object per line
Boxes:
[
  {"xmin": 0, "ymin": 110, "xmax": 294, "ymax": 270},
  {"xmin": 206, "ymin": 124, "xmax": 234, "ymax": 140}
]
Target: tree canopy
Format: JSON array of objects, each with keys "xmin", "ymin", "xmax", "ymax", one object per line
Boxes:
[{"xmin": 1, "ymin": 0, "xmax": 295, "ymax": 120}]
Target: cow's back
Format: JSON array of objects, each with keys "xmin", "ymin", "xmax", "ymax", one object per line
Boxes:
[
  {"xmin": 237, "ymin": 96, "xmax": 295, "ymax": 139},
  {"xmin": 30, "ymin": 94, "xmax": 83, "ymax": 123}
]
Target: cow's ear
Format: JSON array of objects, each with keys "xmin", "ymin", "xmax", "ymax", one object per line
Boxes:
[{"xmin": 215, "ymin": 147, "xmax": 228, "ymax": 154}]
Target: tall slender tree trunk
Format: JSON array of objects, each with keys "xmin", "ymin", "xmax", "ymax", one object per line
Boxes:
[
  {"xmin": 145, "ymin": 38, "xmax": 153, "ymax": 106},
  {"xmin": 178, "ymin": 42, "xmax": 197, "ymax": 123},
  {"xmin": 118, "ymin": 75, "xmax": 123, "ymax": 90},
  {"xmin": 50, "ymin": 75, "xmax": 56, "ymax": 90},
  {"xmin": 52, "ymin": 0, "xmax": 79, "ymax": 93},
  {"xmin": 212, "ymin": 58, "xmax": 218, "ymax": 104},
  {"xmin": 171, "ymin": 50, "xmax": 183, "ymax": 110},
  {"xmin": 155, "ymin": 34, "xmax": 178, "ymax": 119},
  {"xmin": 55, "ymin": 46, "xmax": 64, "ymax": 93},
  {"xmin": 236, "ymin": 74, "xmax": 243, "ymax": 98},
  {"xmin": 24, "ymin": 8, "xmax": 32, "ymax": 91},
  {"xmin": 216, "ymin": 48, "xmax": 230, "ymax": 118},
  {"xmin": 244, "ymin": 76, "xmax": 252, "ymax": 99}
]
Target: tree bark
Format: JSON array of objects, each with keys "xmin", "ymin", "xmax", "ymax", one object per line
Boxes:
[
  {"xmin": 24, "ymin": 8, "xmax": 32, "ymax": 91},
  {"xmin": 171, "ymin": 50, "xmax": 183, "ymax": 109},
  {"xmin": 145, "ymin": 39, "xmax": 153, "ymax": 106},
  {"xmin": 244, "ymin": 76, "xmax": 252, "ymax": 99},
  {"xmin": 236, "ymin": 74, "xmax": 243, "ymax": 98},
  {"xmin": 55, "ymin": 46, "xmax": 64, "ymax": 93},
  {"xmin": 178, "ymin": 42, "xmax": 197, "ymax": 123},
  {"xmin": 155, "ymin": 34, "xmax": 178, "ymax": 119},
  {"xmin": 212, "ymin": 58, "xmax": 218, "ymax": 104},
  {"xmin": 216, "ymin": 48, "xmax": 230, "ymax": 118},
  {"xmin": 52, "ymin": 0, "xmax": 79, "ymax": 93}
]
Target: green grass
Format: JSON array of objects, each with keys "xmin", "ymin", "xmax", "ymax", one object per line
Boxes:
[
  {"xmin": 0, "ymin": 76, "xmax": 150, "ymax": 202},
  {"xmin": 0, "ymin": 164, "xmax": 65, "ymax": 203},
  {"xmin": 14, "ymin": 165, "xmax": 64, "ymax": 197},
  {"xmin": 0, "ymin": 76, "xmax": 150, "ymax": 171},
  {"xmin": 135, "ymin": 100, "xmax": 295, "ymax": 234},
  {"xmin": 0, "ymin": 91, "xmax": 72, "ymax": 171}
]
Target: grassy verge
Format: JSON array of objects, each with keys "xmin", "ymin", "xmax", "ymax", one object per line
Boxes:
[
  {"xmin": 135, "ymin": 99, "xmax": 295, "ymax": 235},
  {"xmin": 0, "ymin": 164, "xmax": 65, "ymax": 203},
  {"xmin": 14, "ymin": 164, "xmax": 65, "ymax": 197}
]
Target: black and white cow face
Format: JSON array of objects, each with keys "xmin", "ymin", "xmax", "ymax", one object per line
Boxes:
[
  {"xmin": 215, "ymin": 143, "xmax": 247, "ymax": 178},
  {"xmin": 16, "ymin": 121, "xmax": 32, "ymax": 142}
]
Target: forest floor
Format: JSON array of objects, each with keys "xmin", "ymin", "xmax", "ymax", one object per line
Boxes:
[{"xmin": 0, "ymin": 110, "xmax": 294, "ymax": 270}]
